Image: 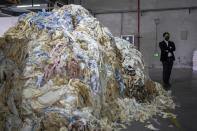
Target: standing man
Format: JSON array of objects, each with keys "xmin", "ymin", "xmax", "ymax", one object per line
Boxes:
[{"xmin": 159, "ymin": 32, "xmax": 176, "ymax": 89}]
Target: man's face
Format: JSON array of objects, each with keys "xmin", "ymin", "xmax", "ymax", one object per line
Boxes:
[{"xmin": 164, "ymin": 34, "xmax": 170, "ymax": 41}]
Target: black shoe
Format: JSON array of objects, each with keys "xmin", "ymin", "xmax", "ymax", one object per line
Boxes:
[
  {"xmin": 163, "ymin": 82, "xmax": 171, "ymax": 87},
  {"xmin": 163, "ymin": 83, "xmax": 171, "ymax": 91},
  {"xmin": 166, "ymin": 86, "xmax": 171, "ymax": 91},
  {"xmin": 167, "ymin": 83, "xmax": 171, "ymax": 87}
]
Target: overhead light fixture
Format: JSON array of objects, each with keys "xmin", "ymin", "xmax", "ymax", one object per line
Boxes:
[{"xmin": 16, "ymin": 4, "xmax": 40, "ymax": 8}]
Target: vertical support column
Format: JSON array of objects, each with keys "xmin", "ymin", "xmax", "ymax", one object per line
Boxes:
[
  {"xmin": 79, "ymin": 0, "xmax": 82, "ymax": 5},
  {"xmin": 154, "ymin": 18, "xmax": 160, "ymax": 55},
  {"xmin": 155, "ymin": 22, "xmax": 158, "ymax": 51},
  {"xmin": 32, "ymin": 0, "xmax": 34, "ymax": 7},
  {"xmin": 137, "ymin": 0, "xmax": 140, "ymax": 50},
  {"xmin": 120, "ymin": 13, "xmax": 123, "ymax": 37}
]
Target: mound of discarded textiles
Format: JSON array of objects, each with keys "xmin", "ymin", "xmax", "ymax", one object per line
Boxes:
[{"xmin": 0, "ymin": 4, "xmax": 175, "ymax": 130}]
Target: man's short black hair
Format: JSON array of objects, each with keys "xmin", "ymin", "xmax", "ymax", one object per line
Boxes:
[{"xmin": 163, "ymin": 32, "xmax": 170, "ymax": 37}]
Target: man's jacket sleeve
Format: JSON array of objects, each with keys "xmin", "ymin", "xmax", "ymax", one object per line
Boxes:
[{"xmin": 168, "ymin": 42, "xmax": 176, "ymax": 52}]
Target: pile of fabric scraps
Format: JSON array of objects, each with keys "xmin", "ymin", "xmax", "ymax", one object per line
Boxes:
[{"xmin": 0, "ymin": 4, "xmax": 176, "ymax": 131}]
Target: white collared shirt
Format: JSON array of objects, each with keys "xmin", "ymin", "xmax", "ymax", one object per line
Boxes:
[{"xmin": 164, "ymin": 40, "xmax": 173, "ymax": 57}]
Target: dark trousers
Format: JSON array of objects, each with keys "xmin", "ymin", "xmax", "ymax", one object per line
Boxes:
[{"xmin": 162, "ymin": 58, "xmax": 173, "ymax": 84}]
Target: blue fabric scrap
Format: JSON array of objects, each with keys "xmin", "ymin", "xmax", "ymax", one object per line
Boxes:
[
  {"xmin": 76, "ymin": 13, "xmax": 83, "ymax": 23},
  {"xmin": 18, "ymin": 13, "xmax": 27, "ymax": 21},
  {"xmin": 78, "ymin": 76, "xmax": 84, "ymax": 81},
  {"xmin": 115, "ymin": 68, "xmax": 126, "ymax": 98},
  {"xmin": 106, "ymin": 32, "xmax": 112, "ymax": 39},
  {"xmin": 39, "ymin": 76, "xmax": 45, "ymax": 87},
  {"xmin": 27, "ymin": 8, "xmax": 73, "ymax": 35},
  {"xmin": 38, "ymin": 52, "xmax": 48, "ymax": 60},
  {"xmin": 0, "ymin": 56, "xmax": 7, "ymax": 65},
  {"xmin": 35, "ymin": 75, "xmax": 45, "ymax": 87}
]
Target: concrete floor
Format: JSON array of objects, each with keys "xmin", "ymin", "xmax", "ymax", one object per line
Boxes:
[{"xmin": 122, "ymin": 68, "xmax": 197, "ymax": 131}]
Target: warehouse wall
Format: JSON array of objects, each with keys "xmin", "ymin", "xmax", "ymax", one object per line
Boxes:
[
  {"xmin": 83, "ymin": 0, "xmax": 197, "ymax": 11},
  {"xmin": 95, "ymin": 8, "xmax": 197, "ymax": 68},
  {"xmin": 140, "ymin": 9, "xmax": 197, "ymax": 68}
]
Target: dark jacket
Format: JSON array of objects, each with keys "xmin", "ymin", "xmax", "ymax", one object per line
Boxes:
[{"xmin": 159, "ymin": 40, "xmax": 176, "ymax": 62}]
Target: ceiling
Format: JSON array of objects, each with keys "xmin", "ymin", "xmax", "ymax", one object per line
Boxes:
[
  {"xmin": 0, "ymin": 0, "xmax": 197, "ymax": 17},
  {"xmin": 0, "ymin": 0, "xmax": 56, "ymax": 17}
]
